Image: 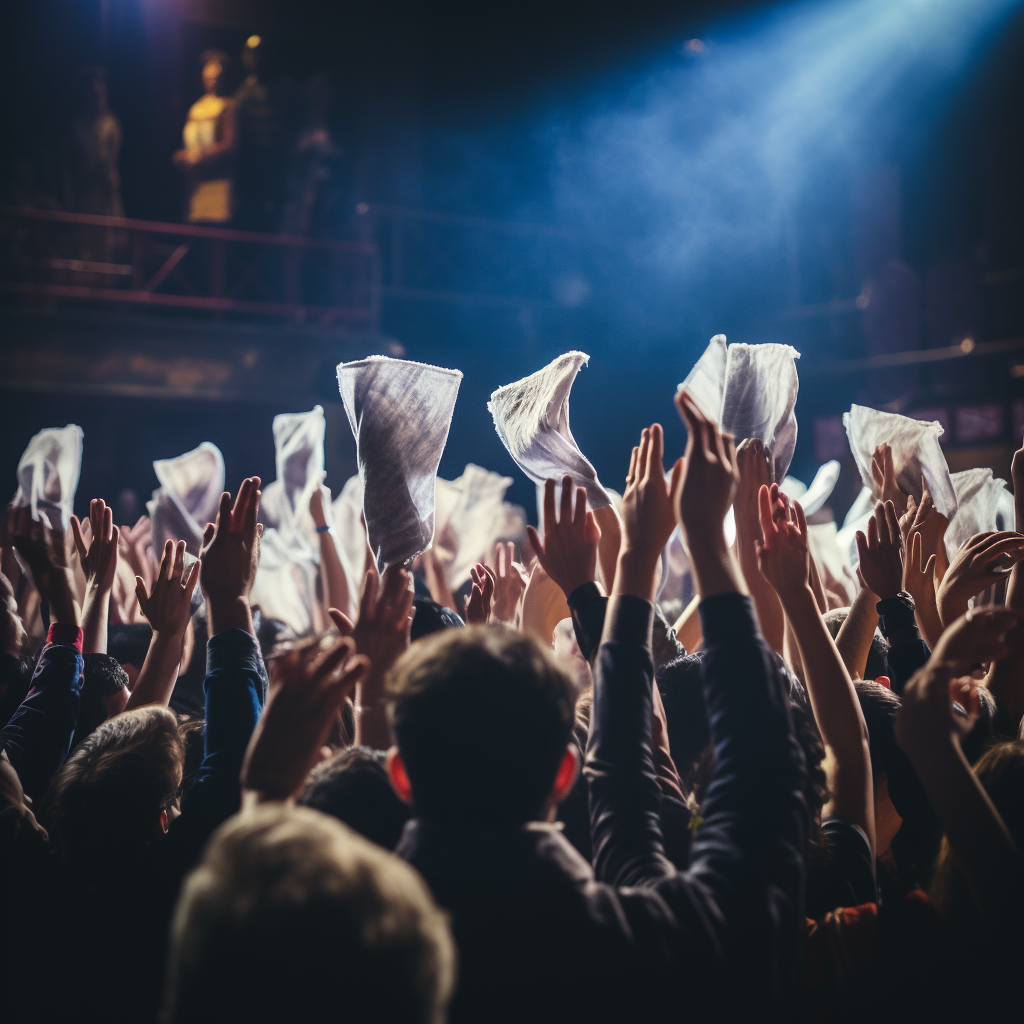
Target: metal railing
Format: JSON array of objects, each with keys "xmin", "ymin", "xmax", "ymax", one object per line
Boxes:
[{"xmin": 0, "ymin": 206, "xmax": 380, "ymax": 328}]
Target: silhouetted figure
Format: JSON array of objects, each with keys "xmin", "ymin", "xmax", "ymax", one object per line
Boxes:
[
  {"xmin": 233, "ymin": 35, "xmax": 288, "ymax": 231},
  {"xmin": 174, "ymin": 51, "xmax": 237, "ymax": 224}
]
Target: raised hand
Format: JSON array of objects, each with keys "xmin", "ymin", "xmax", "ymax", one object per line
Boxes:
[
  {"xmin": 673, "ymin": 390, "xmax": 743, "ymax": 600},
  {"xmin": 903, "ymin": 530, "xmax": 943, "ymax": 648},
  {"xmin": 464, "ymin": 562, "xmax": 494, "ymax": 625},
  {"xmin": 486, "ymin": 541, "xmax": 527, "ymax": 624},
  {"xmin": 526, "ymin": 476, "xmax": 601, "ymax": 599},
  {"xmin": 871, "ymin": 443, "xmax": 909, "ymax": 517},
  {"xmin": 674, "ymin": 391, "xmax": 738, "ymax": 550},
  {"xmin": 936, "ymin": 531, "xmax": 1024, "ymax": 627},
  {"xmin": 136, "ymin": 540, "xmax": 200, "ymax": 636},
  {"xmin": 621, "ymin": 423, "xmax": 684, "ymax": 564},
  {"xmin": 900, "ymin": 489, "xmax": 950, "ymax": 586},
  {"xmin": 855, "ymin": 501, "xmax": 904, "ymax": 600},
  {"xmin": 71, "ymin": 499, "xmax": 120, "ymax": 593},
  {"xmin": 755, "ymin": 484, "xmax": 810, "ymax": 597},
  {"xmin": 333, "ymin": 564, "xmax": 414, "ymax": 749},
  {"xmin": 734, "ymin": 438, "xmax": 773, "ymax": 543},
  {"xmin": 5, "ymin": 504, "xmax": 79, "ymax": 625},
  {"xmin": 929, "ymin": 606, "xmax": 1021, "ymax": 670},
  {"xmin": 241, "ymin": 635, "xmax": 369, "ymax": 801},
  {"xmin": 199, "ymin": 476, "xmax": 262, "ymax": 635},
  {"xmin": 1, "ymin": 572, "xmax": 27, "ymax": 658}
]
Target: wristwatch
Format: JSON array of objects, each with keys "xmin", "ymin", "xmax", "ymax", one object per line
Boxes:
[{"xmin": 876, "ymin": 591, "xmax": 916, "ymax": 638}]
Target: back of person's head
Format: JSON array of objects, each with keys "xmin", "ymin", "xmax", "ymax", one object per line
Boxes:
[
  {"xmin": 824, "ymin": 608, "xmax": 888, "ymax": 681},
  {"xmin": 107, "ymin": 622, "xmax": 154, "ymax": 686},
  {"xmin": 931, "ymin": 739, "xmax": 1024, "ymax": 930},
  {"xmin": 43, "ymin": 706, "xmax": 183, "ymax": 871},
  {"xmin": 656, "ymin": 653, "xmax": 709, "ymax": 791},
  {"xmin": 388, "ymin": 624, "xmax": 577, "ymax": 825},
  {"xmin": 410, "ymin": 595, "xmax": 464, "ymax": 642},
  {"xmin": 300, "ymin": 746, "xmax": 411, "ymax": 849},
  {"xmin": 73, "ymin": 653, "xmax": 130, "ymax": 749},
  {"xmin": 163, "ymin": 803, "xmax": 455, "ymax": 1024}
]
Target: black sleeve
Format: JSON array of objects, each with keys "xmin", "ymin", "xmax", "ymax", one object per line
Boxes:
[
  {"xmin": 805, "ymin": 817, "xmax": 877, "ymax": 918},
  {"xmin": 876, "ymin": 597, "xmax": 929, "ymax": 695},
  {"xmin": 566, "ymin": 582, "xmax": 607, "ymax": 665}
]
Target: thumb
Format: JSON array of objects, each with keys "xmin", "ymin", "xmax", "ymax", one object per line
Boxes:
[{"xmin": 328, "ymin": 607, "xmax": 355, "ymax": 636}]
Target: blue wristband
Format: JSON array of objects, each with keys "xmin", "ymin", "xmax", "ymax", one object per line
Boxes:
[{"xmin": 316, "ymin": 524, "xmax": 332, "ymax": 533}]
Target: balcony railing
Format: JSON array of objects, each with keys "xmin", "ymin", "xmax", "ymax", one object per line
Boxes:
[{"xmin": 0, "ymin": 206, "xmax": 380, "ymax": 329}]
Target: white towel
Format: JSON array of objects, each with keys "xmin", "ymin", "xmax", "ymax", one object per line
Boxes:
[
  {"xmin": 259, "ymin": 406, "xmax": 326, "ymax": 545},
  {"xmin": 11, "ymin": 424, "xmax": 84, "ymax": 530},
  {"xmin": 808, "ymin": 521, "xmax": 859, "ymax": 606},
  {"xmin": 945, "ymin": 469, "xmax": 1015, "ymax": 560},
  {"xmin": 434, "ymin": 464, "xmax": 525, "ymax": 589},
  {"xmin": 330, "ymin": 474, "xmax": 368, "ymax": 613},
  {"xmin": 489, "ymin": 351, "xmax": 611, "ymax": 510},
  {"xmin": 843, "ymin": 404, "xmax": 957, "ymax": 518},
  {"xmin": 678, "ymin": 335, "xmax": 801, "ymax": 482},
  {"xmin": 147, "ymin": 442, "xmax": 225, "ymax": 556},
  {"xmin": 782, "ymin": 461, "xmax": 841, "ymax": 518},
  {"xmin": 337, "ymin": 356, "xmax": 463, "ymax": 570},
  {"xmin": 249, "ymin": 527, "xmax": 320, "ymax": 638}
]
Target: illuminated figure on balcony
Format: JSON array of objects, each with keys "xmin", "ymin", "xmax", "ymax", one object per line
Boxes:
[{"xmin": 174, "ymin": 51, "xmax": 237, "ymax": 224}]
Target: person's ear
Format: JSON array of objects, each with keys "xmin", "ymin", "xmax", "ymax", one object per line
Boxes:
[
  {"xmin": 159, "ymin": 809, "xmax": 170, "ymax": 834},
  {"xmin": 551, "ymin": 744, "xmax": 579, "ymax": 805},
  {"xmin": 386, "ymin": 746, "xmax": 414, "ymax": 806}
]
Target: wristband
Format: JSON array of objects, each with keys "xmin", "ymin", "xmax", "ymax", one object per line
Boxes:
[{"xmin": 316, "ymin": 524, "xmax": 332, "ymax": 533}]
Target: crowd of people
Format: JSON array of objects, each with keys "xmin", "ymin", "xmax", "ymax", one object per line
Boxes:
[{"xmin": 2, "ymin": 339, "xmax": 1023, "ymax": 1022}]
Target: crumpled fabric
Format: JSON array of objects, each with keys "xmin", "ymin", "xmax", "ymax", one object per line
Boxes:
[
  {"xmin": 782, "ymin": 461, "xmax": 841, "ymax": 517},
  {"xmin": 250, "ymin": 407, "xmax": 327, "ymax": 637},
  {"xmin": 259, "ymin": 406, "xmax": 326, "ymax": 545},
  {"xmin": 836, "ymin": 485, "xmax": 876, "ymax": 570},
  {"xmin": 678, "ymin": 334, "xmax": 801, "ymax": 482},
  {"xmin": 945, "ymin": 469, "xmax": 1015, "ymax": 560},
  {"xmin": 147, "ymin": 442, "xmax": 225, "ymax": 555},
  {"xmin": 11, "ymin": 424, "xmax": 84, "ymax": 530},
  {"xmin": 843, "ymin": 404, "xmax": 957, "ymax": 518},
  {"xmin": 330, "ymin": 474, "xmax": 368, "ymax": 614},
  {"xmin": 338, "ymin": 356, "xmax": 463, "ymax": 570},
  {"xmin": 808, "ymin": 521, "xmax": 859, "ymax": 607},
  {"xmin": 488, "ymin": 351, "xmax": 611, "ymax": 510},
  {"xmin": 434, "ymin": 464, "xmax": 526, "ymax": 589}
]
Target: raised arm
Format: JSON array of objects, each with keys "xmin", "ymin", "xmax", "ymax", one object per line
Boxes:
[
  {"xmin": 126, "ymin": 539, "xmax": 200, "ymax": 709},
  {"xmin": 0, "ymin": 506, "xmax": 84, "ymax": 800},
  {"xmin": 70, "ymin": 498, "xmax": 119, "ymax": 655},
  {"xmin": 896, "ymin": 612, "xmax": 1024, "ymax": 927},
  {"xmin": 310, "ymin": 483, "xmax": 356, "ymax": 624},
  {"xmin": 758, "ymin": 487, "xmax": 874, "ymax": 848}
]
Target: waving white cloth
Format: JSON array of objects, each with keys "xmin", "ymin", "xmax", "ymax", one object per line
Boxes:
[
  {"xmin": 12, "ymin": 424, "xmax": 84, "ymax": 530},
  {"xmin": 250, "ymin": 407, "xmax": 328, "ymax": 637},
  {"xmin": 679, "ymin": 335, "xmax": 801, "ymax": 482},
  {"xmin": 147, "ymin": 442, "xmax": 225, "ymax": 556},
  {"xmin": 488, "ymin": 351, "xmax": 611, "ymax": 510},
  {"xmin": 782, "ymin": 461, "xmax": 841, "ymax": 518},
  {"xmin": 260, "ymin": 406, "xmax": 326, "ymax": 544},
  {"xmin": 338, "ymin": 356, "xmax": 462, "ymax": 570},
  {"xmin": 434, "ymin": 464, "xmax": 525, "ymax": 589},
  {"xmin": 945, "ymin": 469, "xmax": 1015, "ymax": 560},
  {"xmin": 843, "ymin": 405, "xmax": 957, "ymax": 518}
]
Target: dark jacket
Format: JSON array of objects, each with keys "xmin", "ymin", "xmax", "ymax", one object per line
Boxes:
[{"xmin": 399, "ymin": 590, "xmax": 808, "ymax": 1022}]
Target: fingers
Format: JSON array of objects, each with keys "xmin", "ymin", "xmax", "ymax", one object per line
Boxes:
[
  {"xmin": 328, "ymin": 607, "xmax": 355, "ymax": 636},
  {"xmin": 172, "ymin": 540, "xmax": 186, "ymax": 582},
  {"xmin": 134, "ymin": 576, "xmax": 149, "ymax": 618},
  {"xmin": 794, "ymin": 500, "xmax": 807, "ymax": 539},
  {"xmin": 573, "ymin": 486, "xmax": 587, "ymax": 530},
  {"xmin": 668, "ymin": 457, "xmax": 684, "ymax": 503},
  {"xmin": 214, "ymin": 492, "xmax": 232, "ymax": 534},
  {"xmin": 636, "ymin": 428, "xmax": 651, "ymax": 485},
  {"xmin": 525, "ymin": 525, "xmax": 545, "ymax": 568},
  {"xmin": 201, "ymin": 523, "xmax": 215, "ymax": 549},
  {"xmin": 627, "ymin": 446, "xmax": 639, "ymax": 485},
  {"xmin": 645, "ymin": 423, "xmax": 664, "ymax": 485},
  {"xmin": 101, "ymin": 502, "xmax": 113, "ymax": 544},
  {"xmin": 70, "ymin": 515, "xmax": 88, "ymax": 562},
  {"xmin": 856, "ymin": 531, "xmax": 869, "ymax": 569},
  {"xmin": 883, "ymin": 500, "xmax": 901, "ymax": 548},
  {"xmin": 559, "ymin": 474, "xmax": 573, "ymax": 526},
  {"xmin": 359, "ymin": 569, "xmax": 379, "ymax": 624},
  {"xmin": 883, "ymin": 446, "xmax": 897, "ymax": 489},
  {"xmin": 924, "ymin": 553, "xmax": 936, "ymax": 580},
  {"xmin": 542, "ymin": 479, "xmax": 557, "ymax": 534},
  {"xmin": 911, "ymin": 530, "xmax": 923, "ymax": 573},
  {"xmin": 757, "ymin": 484, "xmax": 775, "ymax": 540},
  {"xmin": 243, "ymin": 477, "xmax": 262, "ymax": 538},
  {"xmin": 676, "ymin": 391, "xmax": 711, "ymax": 461},
  {"xmin": 159, "ymin": 539, "xmax": 174, "ymax": 581},
  {"xmin": 868, "ymin": 510, "xmax": 880, "ymax": 550}
]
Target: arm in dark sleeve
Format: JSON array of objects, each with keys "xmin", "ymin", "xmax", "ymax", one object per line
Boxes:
[
  {"xmin": 0, "ymin": 624, "xmax": 84, "ymax": 800},
  {"xmin": 585, "ymin": 594, "xmax": 674, "ymax": 887},
  {"xmin": 876, "ymin": 597, "xmax": 930, "ymax": 695},
  {"xmin": 567, "ymin": 582, "xmax": 607, "ymax": 664},
  {"xmin": 168, "ymin": 628, "xmax": 263, "ymax": 863}
]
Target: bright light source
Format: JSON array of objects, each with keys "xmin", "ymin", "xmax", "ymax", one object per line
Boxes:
[
  {"xmin": 960, "ymin": 337, "xmax": 976, "ymax": 353},
  {"xmin": 246, "ymin": 35, "xmax": 261, "ymax": 49},
  {"xmin": 686, "ymin": 39, "xmax": 705, "ymax": 53}
]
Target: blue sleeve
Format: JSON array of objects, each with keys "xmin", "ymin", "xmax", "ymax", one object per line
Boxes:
[
  {"xmin": 168, "ymin": 628, "xmax": 263, "ymax": 863},
  {"xmin": 1, "ymin": 639, "xmax": 84, "ymax": 800}
]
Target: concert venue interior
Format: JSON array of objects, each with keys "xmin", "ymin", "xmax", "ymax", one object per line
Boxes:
[{"xmin": 2, "ymin": 0, "xmax": 1024, "ymax": 1020}]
